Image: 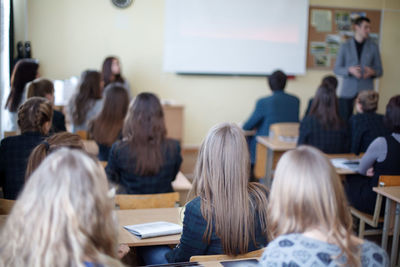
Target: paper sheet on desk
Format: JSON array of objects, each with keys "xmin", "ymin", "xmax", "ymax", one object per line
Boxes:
[
  {"xmin": 330, "ymin": 158, "xmax": 360, "ymax": 172},
  {"xmin": 124, "ymin": 221, "xmax": 182, "ymax": 239}
]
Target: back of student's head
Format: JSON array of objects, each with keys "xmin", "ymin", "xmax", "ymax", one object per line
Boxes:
[
  {"xmin": 90, "ymin": 83, "xmax": 129, "ymax": 146},
  {"xmin": 268, "ymin": 70, "xmax": 287, "ymax": 91},
  {"xmin": 123, "ymin": 92, "xmax": 166, "ymax": 175},
  {"xmin": 269, "ymin": 146, "xmax": 358, "ymax": 266},
  {"xmin": 25, "ymin": 132, "xmax": 85, "ymax": 179},
  {"xmin": 0, "ymin": 149, "xmax": 121, "ymax": 267},
  {"xmin": 72, "ymin": 70, "xmax": 102, "ymax": 125},
  {"xmin": 27, "ymin": 78, "xmax": 54, "ymax": 99},
  {"xmin": 192, "ymin": 122, "xmax": 268, "ymax": 255},
  {"xmin": 357, "ymin": 90, "xmax": 379, "ymax": 113},
  {"xmin": 384, "ymin": 95, "xmax": 400, "ymax": 133},
  {"xmin": 6, "ymin": 59, "xmax": 39, "ymax": 112},
  {"xmin": 321, "ymin": 75, "xmax": 338, "ymax": 91},
  {"xmin": 17, "ymin": 97, "xmax": 53, "ymax": 134},
  {"xmin": 309, "ymin": 86, "xmax": 342, "ymax": 129}
]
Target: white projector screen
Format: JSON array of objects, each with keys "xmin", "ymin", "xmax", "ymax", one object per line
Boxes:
[{"xmin": 164, "ymin": 0, "xmax": 309, "ymax": 75}]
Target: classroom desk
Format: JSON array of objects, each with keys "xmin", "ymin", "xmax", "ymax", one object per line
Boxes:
[
  {"xmin": 373, "ymin": 186, "xmax": 400, "ymax": 266},
  {"xmin": 117, "ymin": 207, "xmax": 183, "ymax": 247},
  {"xmin": 256, "ymin": 136, "xmax": 359, "ymax": 185}
]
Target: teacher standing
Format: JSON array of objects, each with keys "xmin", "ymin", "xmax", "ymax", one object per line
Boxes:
[{"xmin": 334, "ymin": 17, "xmax": 383, "ymax": 99}]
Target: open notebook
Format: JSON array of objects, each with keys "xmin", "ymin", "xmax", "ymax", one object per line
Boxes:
[
  {"xmin": 124, "ymin": 221, "xmax": 182, "ymax": 239},
  {"xmin": 330, "ymin": 158, "xmax": 360, "ymax": 172}
]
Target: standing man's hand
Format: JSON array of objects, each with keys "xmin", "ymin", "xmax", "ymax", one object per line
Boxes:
[
  {"xmin": 363, "ymin": 66, "xmax": 376, "ymax": 79},
  {"xmin": 348, "ymin": 65, "xmax": 362, "ymax": 79}
]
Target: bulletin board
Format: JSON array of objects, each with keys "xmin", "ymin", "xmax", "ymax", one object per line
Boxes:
[{"xmin": 307, "ymin": 6, "xmax": 381, "ymax": 69}]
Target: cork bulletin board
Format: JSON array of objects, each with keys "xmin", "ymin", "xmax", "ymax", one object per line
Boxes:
[{"xmin": 307, "ymin": 6, "xmax": 381, "ymax": 70}]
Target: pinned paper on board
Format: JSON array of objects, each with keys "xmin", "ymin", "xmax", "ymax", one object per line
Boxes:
[{"xmin": 311, "ymin": 9, "xmax": 332, "ymax": 32}]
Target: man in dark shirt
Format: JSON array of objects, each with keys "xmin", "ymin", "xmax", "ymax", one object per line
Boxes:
[{"xmin": 334, "ymin": 17, "xmax": 383, "ymax": 99}]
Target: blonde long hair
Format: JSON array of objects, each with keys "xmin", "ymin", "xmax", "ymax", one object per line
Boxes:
[
  {"xmin": 0, "ymin": 149, "xmax": 122, "ymax": 267},
  {"xmin": 268, "ymin": 146, "xmax": 360, "ymax": 266},
  {"xmin": 191, "ymin": 122, "xmax": 268, "ymax": 255}
]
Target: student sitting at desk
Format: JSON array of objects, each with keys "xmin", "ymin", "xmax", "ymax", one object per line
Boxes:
[
  {"xmin": 165, "ymin": 123, "xmax": 268, "ymax": 263},
  {"xmin": 0, "ymin": 149, "xmax": 126, "ymax": 267},
  {"xmin": 243, "ymin": 70, "xmax": 299, "ymax": 171},
  {"xmin": 298, "ymin": 85, "xmax": 350, "ymax": 153},
  {"xmin": 0, "ymin": 97, "xmax": 52, "ymax": 200},
  {"xmin": 258, "ymin": 146, "xmax": 388, "ymax": 266},
  {"xmin": 27, "ymin": 78, "xmax": 67, "ymax": 133},
  {"xmin": 68, "ymin": 70, "xmax": 103, "ymax": 133},
  {"xmin": 349, "ymin": 90, "xmax": 389, "ymax": 155},
  {"xmin": 346, "ymin": 95, "xmax": 400, "ymax": 215},
  {"xmin": 89, "ymin": 83, "xmax": 129, "ymax": 161},
  {"xmin": 106, "ymin": 92, "xmax": 182, "ymax": 194}
]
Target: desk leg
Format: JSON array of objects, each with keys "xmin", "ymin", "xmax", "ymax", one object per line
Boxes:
[
  {"xmin": 382, "ymin": 197, "xmax": 392, "ymax": 250},
  {"xmin": 265, "ymin": 148, "xmax": 273, "ymax": 188},
  {"xmin": 391, "ymin": 203, "xmax": 400, "ymax": 267}
]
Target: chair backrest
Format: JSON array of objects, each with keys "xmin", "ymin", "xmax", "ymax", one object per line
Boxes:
[
  {"xmin": 189, "ymin": 248, "xmax": 265, "ymax": 262},
  {"xmin": 4, "ymin": 131, "xmax": 17, "ymax": 138},
  {"xmin": 371, "ymin": 175, "xmax": 400, "ymax": 224},
  {"xmin": 76, "ymin": 130, "xmax": 88, "ymax": 140},
  {"xmin": 115, "ymin": 192, "xmax": 180, "ymax": 209},
  {"xmin": 0, "ymin": 198, "xmax": 15, "ymax": 215},
  {"xmin": 269, "ymin": 123, "xmax": 299, "ymax": 140}
]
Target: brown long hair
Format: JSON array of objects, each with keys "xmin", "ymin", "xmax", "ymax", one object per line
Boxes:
[
  {"xmin": 17, "ymin": 97, "xmax": 53, "ymax": 134},
  {"xmin": 102, "ymin": 56, "xmax": 125, "ymax": 87},
  {"xmin": 5, "ymin": 59, "xmax": 39, "ymax": 112},
  {"xmin": 25, "ymin": 132, "xmax": 85, "ymax": 179},
  {"xmin": 191, "ymin": 123, "xmax": 268, "ymax": 255},
  {"xmin": 89, "ymin": 84, "xmax": 129, "ymax": 146},
  {"xmin": 268, "ymin": 146, "xmax": 360, "ymax": 266},
  {"xmin": 71, "ymin": 70, "xmax": 102, "ymax": 125},
  {"xmin": 27, "ymin": 78, "xmax": 54, "ymax": 99},
  {"xmin": 309, "ymin": 86, "xmax": 342, "ymax": 130},
  {"xmin": 122, "ymin": 92, "xmax": 167, "ymax": 175}
]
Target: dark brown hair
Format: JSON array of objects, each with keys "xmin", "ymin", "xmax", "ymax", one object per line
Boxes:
[
  {"xmin": 89, "ymin": 84, "xmax": 129, "ymax": 146},
  {"xmin": 122, "ymin": 92, "xmax": 167, "ymax": 175},
  {"xmin": 25, "ymin": 132, "xmax": 84, "ymax": 179},
  {"xmin": 268, "ymin": 70, "xmax": 287, "ymax": 91},
  {"xmin": 27, "ymin": 78, "xmax": 54, "ymax": 98},
  {"xmin": 102, "ymin": 56, "xmax": 125, "ymax": 88},
  {"xmin": 309, "ymin": 86, "xmax": 342, "ymax": 130},
  {"xmin": 321, "ymin": 75, "xmax": 338, "ymax": 91},
  {"xmin": 5, "ymin": 59, "xmax": 39, "ymax": 112},
  {"xmin": 384, "ymin": 95, "xmax": 400, "ymax": 133},
  {"xmin": 17, "ymin": 97, "xmax": 53, "ymax": 134},
  {"xmin": 71, "ymin": 70, "xmax": 102, "ymax": 125}
]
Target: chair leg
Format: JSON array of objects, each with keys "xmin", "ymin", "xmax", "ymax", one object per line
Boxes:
[{"xmin": 359, "ymin": 220, "xmax": 365, "ymax": 238}]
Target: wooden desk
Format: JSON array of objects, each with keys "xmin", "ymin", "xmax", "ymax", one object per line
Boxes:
[
  {"xmin": 117, "ymin": 207, "xmax": 183, "ymax": 247},
  {"xmin": 373, "ymin": 186, "xmax": 400, "ymax": 266},
  {"xmin": 326, "ymin": 153, "xmax": 360, "ymax": 176},
  {"xmin": 172, "ymin": 172, "xmax": 193, "ymax": 206}
]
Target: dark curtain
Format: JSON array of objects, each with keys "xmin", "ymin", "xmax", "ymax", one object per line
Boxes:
[{"xmin": 9, "ymin": 0, "xmax": 14, "ymax": 77}]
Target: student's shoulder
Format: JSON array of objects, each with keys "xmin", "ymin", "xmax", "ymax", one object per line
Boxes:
[{"xmin": 361, "ymin": 240, "xmax": 389, "ymax": 265}]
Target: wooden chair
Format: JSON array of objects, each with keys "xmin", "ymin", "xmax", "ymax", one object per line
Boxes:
[
  {"xmin": 0, "ymin": 198, "xmax": 15, "ymax": 215},
  {"xmin": 76, "ymin": 130, "xmax": 88, "ymax": 140},
  {"xmin": 3, "ymin": 131, "xmax": 17, "ymax": 138},
  {"xmin": 189, "ymin": 248, "xmax": 265, "ymax": 262},
  {"xmin": 253, "ymin": 122, "xmax": 299, "ymax": 179},
  {"xmin": 351, "ymin": 175, "xmax": 400, "ymax": 238},
  {"xmin": 269, "ymin": 122, "xmax": 299, "ymax": 141},
  {"xmin": 115, "ymin": 192, "xmax": 180, "ymax": 209}
]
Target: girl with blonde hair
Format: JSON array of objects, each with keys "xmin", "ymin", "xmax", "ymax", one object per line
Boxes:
[
  {"xmin": 166, "ymin": 123, "xmax": 268, "ymax": 263},
  {"xmin": 258, "ymin": 146, "xmax": 388, "ymax": 267},
  {"xmin": 0, "ymin": 97, "xmax": 53, "ymax": 200},
  {"xmin": 0, "ymin": 149, "xmax": 124, "ymax": 267}
]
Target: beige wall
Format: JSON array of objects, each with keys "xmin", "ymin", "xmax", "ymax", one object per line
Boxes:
[{"xmin": 15, "ymin": 0, "xmax": 399, "ymax": 145}]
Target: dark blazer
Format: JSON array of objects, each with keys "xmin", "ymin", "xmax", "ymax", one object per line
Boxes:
[
  {"xmin": 298, "ymin": 116, "xmax": 350, "ymax": 154},
  {"xmin": 305, "ymin": 97, "xmax": 354, "ymax": 122},
  {"xmin": 0, "ymin": 132, "xmax": 45, "ymax": 199},
  {"xmin": 349, "ymin": 112, "xmax": 389, "ymax": 155},
  {"xmin": 51, "ymin": 110, "xmax": 66, "ymax": 133},
  {"xmin": 165, "ymin": 196, "xmax": 268, "ymax": 263},
  {"xmin": 243, "ymin": 91, "xmax": 300, "ymax": 163},
  {"xmin": 105, "ymin": 139, "xmax": 182, "ymax": 194}
]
